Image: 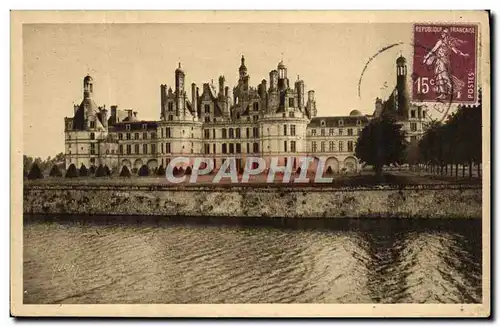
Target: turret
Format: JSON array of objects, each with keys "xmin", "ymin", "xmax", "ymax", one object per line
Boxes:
[
  {"xmin": 175, "ymin": 63, "xmax": 185, "ymax": 94},
  {"xmin": 218, "ymin": 76, "xmax": 225, "ymax": 98},
  {"xmin": 277, "ymin": 60, "xmax": 288, "ymax": 90},
  {"xmin": 160, "ymin": 84, "xmax": 167, "ymax": 119},
  {"xmin": 191, "ymin": 83, "xmax": 198, "ymax": 115},
  {"xmin": 396, "ymin": 55, "xmax": 409, "ymax": 118},
  {"xmin": 83, "ymin": 75, "xmax": 93, "ymax": 99},
  {"xmin": 295, "ymin": 76, "xmax": 304, "ymax": 110},
  {"xmin": 239, "ymin": 55, "xmax": 247, "ymax": 80},
  {"xmin": 306, "ymin": 90, "xmax": 317, "ymax": 118}
]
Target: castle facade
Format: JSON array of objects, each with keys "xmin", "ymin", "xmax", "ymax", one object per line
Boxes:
[{"xmin": 64, "ymin": 55, "xmax": 426, "ymax": 174}]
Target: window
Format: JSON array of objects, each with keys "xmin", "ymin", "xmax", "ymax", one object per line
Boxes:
[
  {"xmin": 311, "ymin": 129, "xmax": 316, "ymax": 136},
  {"xmin": 329, "ymin": 141, "xmax": 335, "ymax": 152},
  {"xmin": 161, "ymin": 143, "xmax": 164, "ymax": 153},
  {"xmin": 339, "ymin": 129, "xmax": 343, "ymax": 136},
  {"xmin": 358, "ymin": 128, "xmax": 362, "ymax": 135},
  {"xmin": 253, "ymin": 127, "xmax": 259, "ymax": 138},
  {"xmin": 329, "ymin": 128, "xmax": 334, "ymax": 136},
  {"xmin": 411, "ymin": 135, "xmax": 417, "ymax": 143},
  {"xmin": 321, "ymin": 129, "xmax": 325, "ymax": 136},
  {"xmin": 143, "ymin": 132, "xmax": 148, "ymax": 140},
  {"xmin": 222, "ymin": 128, "xmax": 227, "ymax": 139},
  {"xmin": 348, "ymin": 128, "xmax": 353, "ymax": 136},
  {"xmin": 236, "ymin": 113, "xmax": 240, "ymax": 120},
  {"xmin": 165, "ymin": 128, "xmax": 171, "ymax": 138},
  {"xmin": 90, "ymin": 121, "xmax": 96, "ymax": 129},
  {"xmin": 126, "ymin": 144, "xmax": 131, "ymax": 155},
  {"xmin": 423, "ymin": 111, "xmax": 427, "ymax": 119},
  {"xmin": 289, "ymin": 98, "xmax": 294, "ymax": 107},
  {"xmin": 253, "ymin": 142, "xmax": 259, "ymax": 153},
  {"xmin": 236, "ymin": 143, "xmax": 241, "ymax": 153},
  {"xmin": 135, "ymin": 133, "xmax": 139, "ymax": 140},
  {"xmin": 246, "ymin": 128, "xmax": 250, "ymax": 138},
  {"xmin": 204, "ymin": 104, "xmax": 210, "ymax": 113},
  {"xmin": 283, "ymin": 125, "xmax": 288, "ymax": 136},
  {"xmin": 205, "ymin": 116, "xmax": 210, "ymax": 123},
  {"xmin": 204, "ymin": 144, "xmax": 210, "ymax": 154},
  {"xmin": 339, "ymin": 119, "xmax": 344, "ymax": 126},
  {"xmin": 253, "ymin": 102, "xmax": 259, "ymax": 111},
  {"xmin": 213, "ymin": 129, "xmax": 216, "ymax": 139},
  {"xmin": 339, "ymin": 141, "xmax": 344, "ymax": 152},
  {"xmin": 90, "ymin": 143, "xmax": 95, "ymax": 155},
  {"xmin": 290, "ymin": 141, "xmax": 296, "ymax": 152},
  {"xmin": 204, "ymin": 129, "xmax": 210, "ymax": 139},
  {"xmin": 284, "ymin": 141, "xmax": 288, "ymax": 152},
  {"xmin": 90, "ymin": 132, "xmax": 95, "ymax": 140},
  {"xmin": 312, "ymin": 141, "xmax": 317, "ymax": 153},
  {"xmin": 143, "ymin": 144, "xmax": 148, "ymax": 154},
  {"xmin": 165, "ymin": 143, "xmax": 171, "ymax": 153},
  {"xmin": 168, "ymin": 102, "xmax": 173, "ymax": 111},
  {"xmin": 253, "ymin": 115, "xmax": 258, "ymax": 122},
  {"xmin": 125, "ymin": 124, "xmax": 130, "ymax": 130},
  {"xmin": 236, "ymin": 128, "xmax": 241, "ymax": 138},
  {"xmin": 411, "ymin": 122, "xmax": 417, "ymax": 131},
  {"xmin": 348, "ymin": 141, "xmax": 354, "ymax": 152},
  {"xmin": 411, "ymin": 110, "xmax": 416, "ymax": 118},
  {"xmin": 229, "ymin": 143, "xmax": 235, "ymax": 154},
  {"xmin": 126, "ymin": 133, "xmax": 131, "ymax": 140},
  {"xmin": 142, "ymin": 124, "xmax": 147, "ymax": 130},
  {"xmin": 118, "ymin": 133, "xmax": 123, "ymax": 140},
  {"xmin": 229, "ymin": 128, "xmax": 234, "ymax": 138},
  {"xmin": 161, "ymin": 129, "xmax": 164, "ymax": 138},
  {"xmin": 357, "ymin": 120, "xmax": 362, "ymax": 126},
  {"xmin": 321, "ymin": 142, "xmax": 325, "ymax": 152},
  {"xmin": 289, "ymin": 112, "xmax": 295, "ymax": 118},
  {"xmin": 135, "ymin": 144, "xmax": 139, "ymax": 154},
  {"xmin": 119, "ymin": 145, "xmax": 123, "ymax": 154},
  {"xmin": 222, "ymin": 143, "xmax": 227, "ymax": 154},
  {"xmin": 246, "ymin": 143, "xmax": 250, "ymax": 153},
  {"xmin": 168, "ymin": 115, "xmax": 173, "ymax": 121},
  {"xmin": 151, "ymin": 132, "xmax": 157, "ymax": 139},
  {"xmin": 213, "ymin": 144, "xmax": 216, "ymax": 154},
  {"xmin": 151, "ymin": 144, "xmax": 156, "ymax": 154},
  {"xmin": 291, "ymin": 125, "xmax": 296, "ymax": 136}
]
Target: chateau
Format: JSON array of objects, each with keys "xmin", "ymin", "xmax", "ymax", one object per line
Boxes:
[{"xmin": 64, "ymin": 55, "xmax": 426, "ymax": 174}]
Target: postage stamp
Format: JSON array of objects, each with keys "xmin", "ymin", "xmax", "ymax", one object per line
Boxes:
[{"xmin": 412, "ymin": 24, "xmax": 478, "ymax": 104}]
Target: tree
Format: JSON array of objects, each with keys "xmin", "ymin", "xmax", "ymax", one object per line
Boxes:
[
  {"xmin": 355, "ymin": 116, "xmax": 407, "ymax": 179},
  {"xmin": 27, "ymin": 163, "xmax": 43, "ymax": 180},
  {"xmin": 104, "ymin": 165, "xmax": 111, "ymax": 176},
  {"xmin": 49, "ymin": 164, "xmax": 63, "ymax": 177},
  {"xmin": 65, "ymin": 164, "xmax": 79, "ymax": 178},
  {"xmin": 89, "ymin": 166, "xmax": 96, "ymax": 175},
  {"xmin": 79, "ymin": 164, "xmax": 88, "ymax": 177},
  {"xmin": 95, "ymin": 165, "xmax": 107, "ymax": 177},
  {"xmin": 138, "ymin": 164, "xmax": 150, "ymax": 176},
  {"xmin": 120, "ymin": 165, "xmax": 131, "ymax": 177}
]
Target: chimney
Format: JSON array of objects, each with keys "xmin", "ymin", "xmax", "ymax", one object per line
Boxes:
[
  {"xmin": 100, "ymin": 108, "xmax": 108, "ymax": 128},
  {"xmin": 295, "ymin": 77, "xmax": 304, "ymax": 109},
  {"xmin": 224, "ymin": 86, "xmax": 229, "ymax": 98},
  {"xmin": 218, "ymin": 76, "xmax": 225, "ymax": 97},
  {"xmin": 191, "ymin": 83, "xmax": 198, "ymax": 113}
]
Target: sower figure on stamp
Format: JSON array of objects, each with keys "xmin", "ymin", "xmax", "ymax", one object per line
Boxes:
[{"xmin": 423, "ymin": 28, "xmax": 469, "ymax": 100}]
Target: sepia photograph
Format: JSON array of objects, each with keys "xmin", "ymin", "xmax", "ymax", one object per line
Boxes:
[{"xmin": 11, "ymin": 10, "xmax": 491, "ymax": 317}]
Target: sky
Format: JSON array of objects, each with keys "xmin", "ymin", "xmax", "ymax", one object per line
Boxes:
[{"xmin": 23, "ymin": 23, "xmax": 415, "ymax": 158}]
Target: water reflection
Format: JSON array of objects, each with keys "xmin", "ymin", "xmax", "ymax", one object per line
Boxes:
[{"xmin": 23, "ymin": 216, "xmax": 482, "ymax": 304}]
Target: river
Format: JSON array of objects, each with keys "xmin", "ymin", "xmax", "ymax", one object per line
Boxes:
[{"xmin": 23, "ymin": 215, "xmax": 482, "ymax": 304}]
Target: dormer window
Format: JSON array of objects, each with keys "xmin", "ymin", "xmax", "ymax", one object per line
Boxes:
[
  {"xmin": 356, "ymin": 120, "xmax": 361, "ymax": 126},
  {"xmin": 253, "ymin": 103, "xmax": 259, "ymax": 111},
  {"xmin": 320, "ymin": 120, "xmax": 326, "ymax": 127},
  {"xmin": 204, "ymin": 104, "xmax": 210, "ymax": 113},
  {"xmin": 126, "ymin": 124, "xmax": 131, "ymax": 130},
  {"xmin": 168, "ymin": 102, "xmax": 173, "ymax": 111},
  {"xmin": 90, "ymin": 121, "xmax": 96, "ymax": 129},
  {"xmin": 339, "ymin": 119, "xmax": 344, "ymax": 127},
  {"xmin": 289, "ymin": 112, "xmax": 295, "ymax": 118},
  {"xmin": 142, "ymin": 124, "xmax": 147, "ymax": 130}
]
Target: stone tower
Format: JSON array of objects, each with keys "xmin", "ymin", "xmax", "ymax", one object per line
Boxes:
[{"xmin": 396, "ymin": 55, "xmax": 409, "ymax": 119}]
